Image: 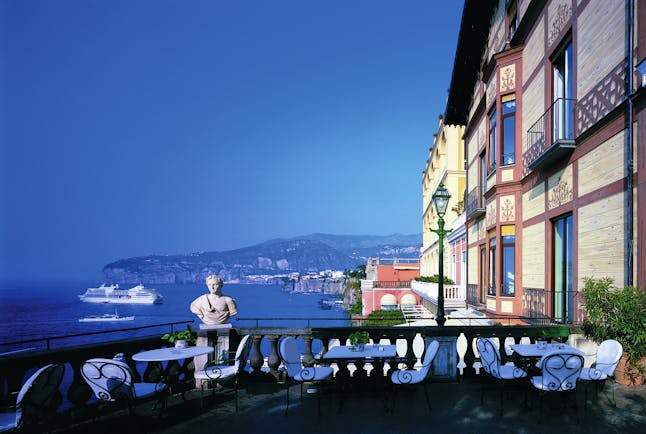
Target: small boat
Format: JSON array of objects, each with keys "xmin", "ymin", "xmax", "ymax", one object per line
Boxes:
[{"xmin": 79, "ymin": 310, "xmax": 135, "ymax": 322}]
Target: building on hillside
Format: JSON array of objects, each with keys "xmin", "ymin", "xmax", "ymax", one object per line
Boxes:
[
  {"xmin": 445, "ymin": 0, "xmax": 645, "ymax": 323},
  {"xmin": 360, "ymin": 258, "xmax": 420, "ymax": 316},
  {"xmin": 420, "ymin": 116, "xmax": 466, "ymax": 281}
]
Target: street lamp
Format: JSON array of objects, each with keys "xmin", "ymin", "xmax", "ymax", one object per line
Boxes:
[{"xmin": 431, "ymin": 183, "xmax": 452, "ymax": 326}]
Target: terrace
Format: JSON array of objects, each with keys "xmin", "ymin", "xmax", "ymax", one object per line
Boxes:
[{"xmin": 2, "ymin": 324, "xmax": 645, "ymax": 433}]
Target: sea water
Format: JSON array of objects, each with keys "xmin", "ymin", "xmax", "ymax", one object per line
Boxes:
[{"xmin": 0, "ymin": 281, "xmax": 349, "ymax": 353}]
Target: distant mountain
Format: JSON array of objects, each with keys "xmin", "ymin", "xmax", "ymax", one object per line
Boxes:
[{"xmin": 102, "ymin": 233, "xmax": 421, "ymax": 284}]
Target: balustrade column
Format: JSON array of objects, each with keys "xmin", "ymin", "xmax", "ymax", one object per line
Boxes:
[
  {"xmin": 462, "ymin": 333, "xmax": 477, "ymax": 378},
  {"xmin": 301, "ymin": 336, "xmax": 314, "ymax": 367},
  {"xmin": 249, "ymin": 335, "xmax": 264, "ymax": 374},
  {"xmin": 266, "ymin": 335, "xmax": 281, "ymax": 378}
]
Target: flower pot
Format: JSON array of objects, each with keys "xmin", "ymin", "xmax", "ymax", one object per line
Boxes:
[
  {"xmin": 614, "ymin": 354, "xmax": 645, "ymax": 386},
  {"xmin": 353, "ymin": 344, "xmax": 365, "ymax": 352}
]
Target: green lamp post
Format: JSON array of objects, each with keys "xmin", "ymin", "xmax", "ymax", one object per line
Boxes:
[{"xmin": 430, "ymin": 183, "xmax": 452, "ymax": 327}]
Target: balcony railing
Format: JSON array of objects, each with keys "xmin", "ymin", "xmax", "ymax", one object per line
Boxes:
[
  {"xmin": 0, "ymin": 323, "xmax": 575, "ymax": 415},
  {"xmin": 410, "ymin": 280, "xmax": 466, "ymax": 311},
  {"xmin": 466, "ymin": 284, "xmax": 481, "ymax": 306},
  {"xmin": 373, "ymin": 280, "xmax": 412, "ymax": 289},
  {"xmin": 465, "ymin": 187, "xmax": 486, "ymax": 220},
  {"xmin": 524, "ymin": 98, "xmax": 577, "ymax": 171},
  {"xmin": 522, "ymin": 288, "xmax": 586, "ymax": 324}
]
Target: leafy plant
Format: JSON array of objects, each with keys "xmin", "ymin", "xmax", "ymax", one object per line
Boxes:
[
  {"xmin": 348, "ymin": 330, "xmax": 370, "ymax": 346},
  {"xmin": 581, "ymin": 277, "xmax": 646, "ymax": 371},
  {"xmin": 415, "ymin": 275, "xmax": 455, "ymax": 284},
  {"xmin": 161, "ymin": 325, "xmax": 197, "ymax": 345},
  {"xmin": 363, "ymin": 309, "xmax": 405, "ymax": 326}
]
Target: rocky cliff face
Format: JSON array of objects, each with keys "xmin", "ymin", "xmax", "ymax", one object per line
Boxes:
[{"xmin": 102, "ymin": 233, "xmax": 421, "ymax": 284}]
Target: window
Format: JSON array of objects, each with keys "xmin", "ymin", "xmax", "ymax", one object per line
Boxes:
[
  {"xmin": 553, "ymin": 214, "xmax": 573, "ymax": 322},
  {"xmin": 480, "ymin": 152, "xmax": 487, "ymax": 202},
  {"xmin": 507, "ymin": 0, "xmax": 518, "ymax": 40},
  {"xmin": 488, "ymin": 236, "xmax": 496, "ymax": 296},
  {"xmin": 501, "ymin": 232, "xmax": 515, "ymax": 296},
  {"xmin": 552, "ymin": 39, "xmax": 574, "ymax": 142},
  {"xmin": 462, "ymin": 251, "xmax": 467, "ymax": 263},
  {"xmin": 501, "ymin": 95, "xmax": 516, "ymax": 165},
  {"xmin": 488, "ymin": 109, "xmax": 497, "ymax": 173},
  {"xmin": 480, "ymin": 246, "xmax": 487, "ymax": 302}
]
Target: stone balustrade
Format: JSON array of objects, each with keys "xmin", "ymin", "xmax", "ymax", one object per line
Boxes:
[{"xmin": 0, "ymin": 324, "xmax": 575, "ymax": 411}]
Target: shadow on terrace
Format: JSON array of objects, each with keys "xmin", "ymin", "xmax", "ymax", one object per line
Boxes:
[{"xmin": 1, "ymin": 324, "xmax": 645, "ymax": 434}]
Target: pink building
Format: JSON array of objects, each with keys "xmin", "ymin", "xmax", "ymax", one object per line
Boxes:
[{"xmin": 361, "ymin": 258, "xmax": 421, "ymax": 316}]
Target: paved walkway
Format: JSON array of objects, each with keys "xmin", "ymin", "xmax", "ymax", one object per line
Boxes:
[{"xmin": 55, "ymin": 376, "xmax": 646, "ymax": 434}]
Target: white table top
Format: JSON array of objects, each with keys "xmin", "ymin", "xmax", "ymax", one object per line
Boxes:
[
  {"xmin": 510, "ymin": 343, "xmax": 583, "ymax": 358},
  {"xmin": 132, "ymin": 345, "xmax": 214, "ymax": 362},
  {"xmin": 323, "ymin": 344, "xmax": 397, "ymax": 360}
]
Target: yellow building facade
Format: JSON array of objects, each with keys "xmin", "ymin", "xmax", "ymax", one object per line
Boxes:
[{"xmin": 420, "ymin": 117, "xmax": 466, "ymax": 279}]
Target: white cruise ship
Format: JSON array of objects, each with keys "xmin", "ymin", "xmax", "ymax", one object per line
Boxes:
[{"xmin": 78, "ymin": 284, "xmax": 163, "ymax": 304}]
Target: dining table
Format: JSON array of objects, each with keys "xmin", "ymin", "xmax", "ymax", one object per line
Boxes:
[
  {"xmin": 321, "ymin": 344, "xmax": 398, "ymax": 414},
  {"xmin": 509, "ymin": 342, "xmax": 584, "ymax": 374},
  {"xmin": 133, "ymin": 345, "xmax": 214, "ymax": 392}
]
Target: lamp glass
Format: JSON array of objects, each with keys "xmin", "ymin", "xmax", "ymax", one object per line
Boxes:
[{"xmin": 432, "ymin": 183, "xmax": 451, "ymax": 217}]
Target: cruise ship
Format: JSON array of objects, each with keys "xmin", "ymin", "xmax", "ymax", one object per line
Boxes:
[{"xmin": 78, "ymin": 284, "xmax": 163, "ymax": 304}]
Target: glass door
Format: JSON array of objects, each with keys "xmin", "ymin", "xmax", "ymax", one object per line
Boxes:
[{"xmin": 553, "ymin": 214, "xmax": 573, "ymax": 322}]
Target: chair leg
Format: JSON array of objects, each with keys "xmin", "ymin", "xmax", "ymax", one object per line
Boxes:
[
  {"xmin": 285, "ymin": 382, "xmax": 290, "ymax": 416},
  {"xmin": 422, "ymin": 383, "xmax": 431, "ymax": 412}
]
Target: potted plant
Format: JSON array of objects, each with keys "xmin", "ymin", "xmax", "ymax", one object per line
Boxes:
[
  {"xmin": 162, "ymin": 325, "xmax": 198, "ymax": 348},
  {"xmin": 348, "ymin": 330, "xmax": 370, "ymax": 351},
  {"xmin": 581, "ymin": 277, "xmax": 646, "ymax": 386}
]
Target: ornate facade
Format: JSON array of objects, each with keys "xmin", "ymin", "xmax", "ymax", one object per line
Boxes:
[{"xmin": 445, "ymin": 0, "xmax": 645, "ymax": 322}]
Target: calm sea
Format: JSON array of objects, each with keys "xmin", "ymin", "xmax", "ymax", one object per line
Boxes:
[{"xmin": 0, "ymin": 281, "xmax": 349, "ymax": 353}]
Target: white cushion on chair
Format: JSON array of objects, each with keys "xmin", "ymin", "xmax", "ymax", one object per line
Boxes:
[
  {"xmin": 133, "ymin": 382, "xmax": 167, "ymax": 399},
  {"xmin": 579, "ymin": 367, "xmax": 607, "ymax": 381},
  {"xmin": 295, "ymin": 366, "xmax": 334, "ymax": 382},
  {"xmin": 391, "ymin": 369, "xmax": 426, "ymax": 385},
  {"xmin": 0, "ymin": 412, "xmax": 17, "ymax": 432},
  {"xmin": 194, "ymin": 365, "xmax": 237, "ymax": 381},
  {"xmin": 498, "ymin": 365, "xmax": 527, "ymax": 379}
]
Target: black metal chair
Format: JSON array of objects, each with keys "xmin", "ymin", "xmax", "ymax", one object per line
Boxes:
[
  {"xmin": 530, "ymin": 350, "xmax": 584, "ymax": 424},
  {"xmin": 0, "ymin": 363, "xmax": 64, "ymax": 432},
  {"xmin": 477, "ymin": 337, "xmax": 528, "ymax": 416},
  {"xmin": 81, "ymin": 358, "xmax": 168, "ymax": 417},
  {"xmin": 389, "ymin": 338, "xmax": 439, "ymax": 413}
]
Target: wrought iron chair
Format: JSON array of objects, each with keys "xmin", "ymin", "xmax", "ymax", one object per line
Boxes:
[
  {"xmin": 279, "ymin": 336, "xmax": 333, "ymax": 416},
  {"xmin": 81, "ymin": 358, "xmax": 168, "ymax": 416},
  {"xmin": 531, "ymin": 350, "xmax": 584, "ymax": 424},
  {"xmin": 477, "ymin": 337, "xmax": 528, "ymax": 416},
  {"xmin": 193, "ymin": 334, "xmax": 253, "ymax": 411},
  {"xmin": 0, "ymin": 363, "xmax": 64, "ymax": 432},
  {"xmin": 389, "ymin": 338, "xmax": 439, "ymax": 413},
  {"xmin": 579, "ymin": 339, "xmax": 623, "ymax": 408}
]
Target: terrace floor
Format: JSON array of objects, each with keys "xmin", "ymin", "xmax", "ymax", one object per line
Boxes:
[{"xmin": 53, "ymin": 376, "xmax": 646, "ymax": 434}]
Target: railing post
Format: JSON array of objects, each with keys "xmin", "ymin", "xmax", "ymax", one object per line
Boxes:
[
  {"xmin": 462, "ymin": 332, "xmax": 477, "ymax": 378},
  {"xmin": 266, "ymin": 335, "xmax": 281, "ymax": 378},
  {"xmin": 249, "ymin": 335, "xmax": 264, "ymax": 374},
  {"xmin": 302, "ymin": 335, "xmax": 314, "ymax": 367}
]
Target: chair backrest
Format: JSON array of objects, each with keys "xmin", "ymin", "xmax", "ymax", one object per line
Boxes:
[
  {"xmin": 15, "ymin": 363, "xmax": 65, "ymax": 428},
  {"xmin": 419, "ymin": 339, "xmax": 440, "ymax": 378},
  {"xmin": 233, "ymin": 334, "xmax": 253, "ymax": 373},
  {"xmin": 81, "ymin": 358, "xmax": 134, "ymax": 401},
  {"xmin": 477, "ymin": 337, "xmax": 502, "ymax": 378},
  {"xmin": 537, "ymin": 350, "xmax": 584, "ymax": 391},
  {"xmin": 279, "ymin": 336, "xmax": 302, "ymax": 379},
  {"xmin": 595, "ymin": 339, "xmax": 623, "ymax": 376}
]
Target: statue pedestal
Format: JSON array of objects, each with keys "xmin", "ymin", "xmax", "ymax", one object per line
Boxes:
[{"xmin": 194, "ymin": 324, "xmax": 232, "ymax": 388}]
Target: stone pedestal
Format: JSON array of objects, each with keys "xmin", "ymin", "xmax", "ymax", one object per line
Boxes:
[{"xmin": 194, "ymin": 324, "xmax": 232, "ymax": 388}]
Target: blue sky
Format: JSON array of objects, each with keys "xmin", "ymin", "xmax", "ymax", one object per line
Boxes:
[{"xmin": 0, "ymin": 0, "xmax": 463, "ymax": 280}]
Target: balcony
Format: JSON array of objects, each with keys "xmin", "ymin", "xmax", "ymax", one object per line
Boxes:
[
  {"xmin": 524, "ymin": 98, "xmax": 577, "ymax": 172},
  {"xmin": 3, "ymin": 325, "xmax": 643, "ymax": 433},
  {"xmin": 465, "ymin": 187, "xmax": 486, "ymax": 220}
]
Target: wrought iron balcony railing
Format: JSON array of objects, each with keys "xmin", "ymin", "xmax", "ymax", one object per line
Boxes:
[
  {"xmin": 465, "ymin": 186, "xmax": 486, "ymax": 220},
  {"xmin": 523, "ymin": 98, "xmax": 577, "ymax": 171}
]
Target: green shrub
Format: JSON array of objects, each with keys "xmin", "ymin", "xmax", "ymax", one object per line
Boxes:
[
  {"xmin": 362, "ymin": 309, "xmax": 405, "ymax": 326},
  {"xmin": 415, "ymin": 274, "xmax": 455, "ymax": 284},
  {"xmin": 581, "ymin": 277, "xmax": 646, "ymax": 370}
]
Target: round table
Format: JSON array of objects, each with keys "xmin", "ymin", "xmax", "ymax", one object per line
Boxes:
[{"xmin": 132, "ymin": 346, "xmax": 214, "ymax": 362}]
